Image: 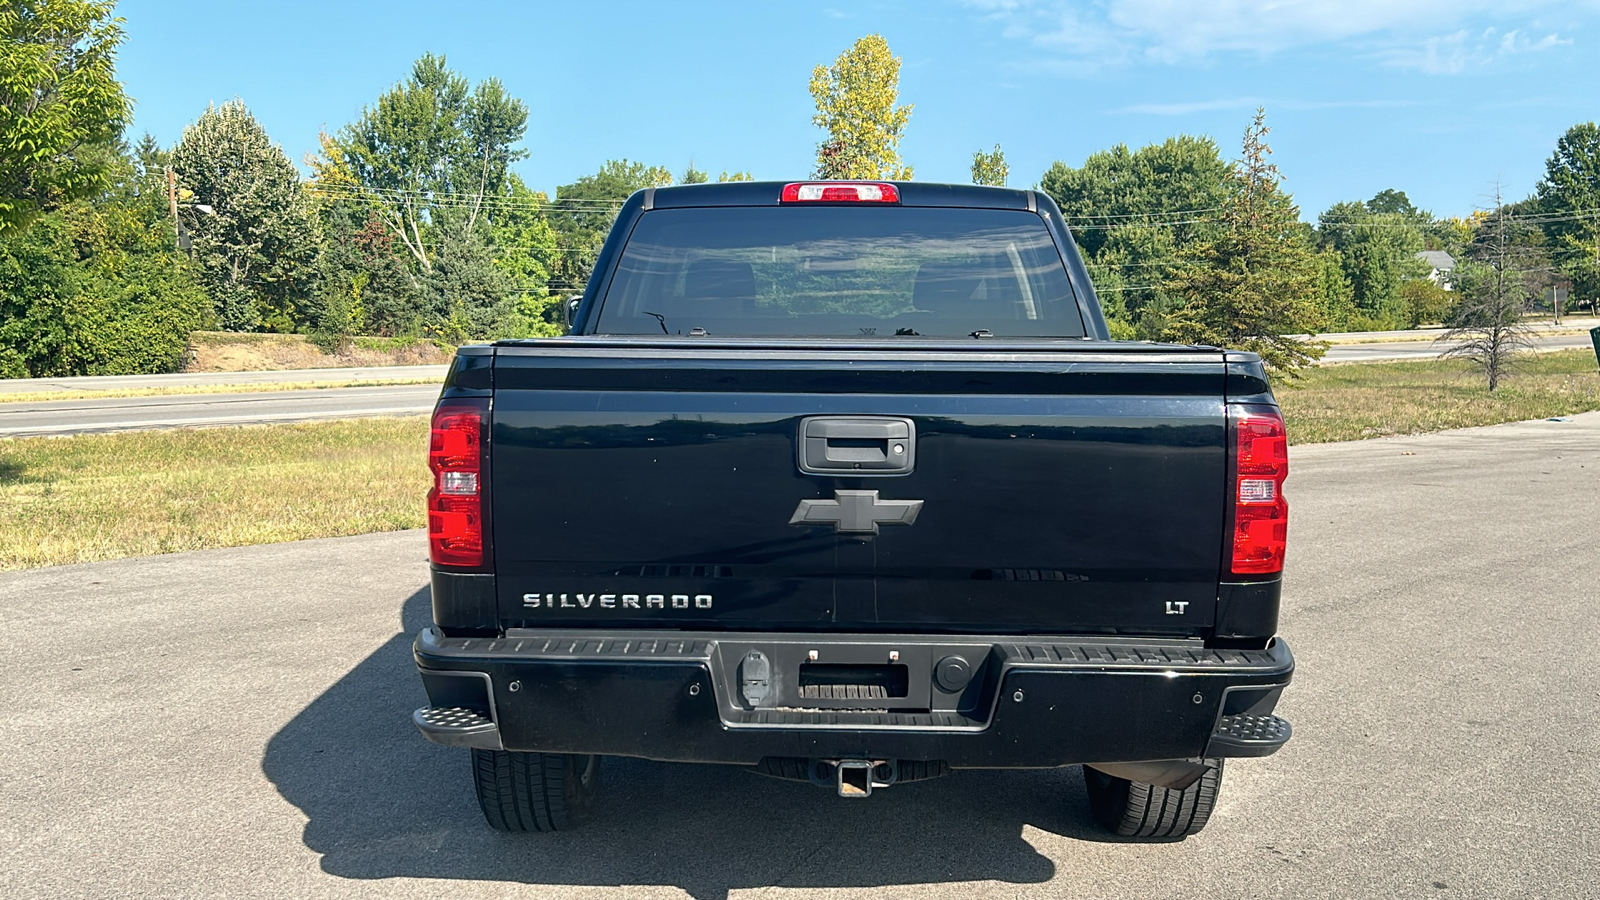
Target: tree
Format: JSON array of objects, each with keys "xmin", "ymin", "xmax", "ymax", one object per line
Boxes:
[
  {"xmin": 808, "ymin": 35, "xmax": 913, "ymax": 180},
  {"xmin": 1311, "ymin": 248, "xmax": 1357, "ymax": 328},
  {"xmin": 421, "ymin": 230, "xmax": 515, "ymax": 343},
  {"xmin": 1160, "ymin": 110, "xmax": 1325, "ymax": 375},
  {"xmin": 1436, "ymin": 185, "xmax": 1535, "ymax": 391},
  {"xmin": 1314, "ymin": 192, "xmax": 1430, "ymax": 328},
  {"xmin": 0, "ymin": 140, "xmax": 209, "ymax": 377},
  {"xmin": 0, "ymin": 0, "xmax": 130, "ymax": 234},
  {"xmin": 1534, "ymin": 122, "xmax": 1600, "ymax": 307},
  {"xmin": 326, "ymin": 54, "xmax": 528, "ymax": 271},
  {"xmin": 679, "ymin": 163, "xmax": 751, "ymax": 185},
  {"xmin": 171, "ymin": 100, "xmax": 319, "ymax": 331},
  {"xmin": 1399, "ymin": 279, "xmax": 1454, "ymax": 328},
  {"xmin": 311, "ymin": 206, "xmax": 424, "ymax": 345},
  {"xmin": 488, "ymin": 174, "xmax": 563, "ymax": 337},
  {"xmin": 1040, "ymin": 136, "xmax": 1231, "ymax": 333},
  {"xmin": 546, "ymin": 159, "xmax": 672, "ymax": 294},
  {"xmin": 971, "ymin": 144, "xmax": 1007, "ymax": 186}
]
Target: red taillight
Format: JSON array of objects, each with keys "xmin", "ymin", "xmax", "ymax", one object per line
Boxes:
[
  {"xmin": 1229, "ymin": 405, "xmax": 1288, "ymax": 576},
  {"xmin": 780, "ymin": 182, "xmax": 900, "ymax": 203},
  {"xmin": 428, "ymin": 399, "xmax": 488, "ymax": 568}
]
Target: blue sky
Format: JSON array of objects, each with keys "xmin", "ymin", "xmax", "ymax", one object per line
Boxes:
[{"xmin": 116, "ymin": 0, "xmax": 1600, "ymax": 220}]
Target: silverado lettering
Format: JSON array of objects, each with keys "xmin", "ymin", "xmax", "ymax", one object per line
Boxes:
[{"xmin": 521, "ymin": 593, "xmax": 714, "ymax": 610}]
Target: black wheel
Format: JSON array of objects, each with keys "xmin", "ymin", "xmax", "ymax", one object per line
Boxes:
[
  {"xmin": 471, "ymin": 749, "xmax": 599, "ymax": 832},
  {"xmin": 1083, "ymin": 761, "xmax": 1223, "ymax": 838}
]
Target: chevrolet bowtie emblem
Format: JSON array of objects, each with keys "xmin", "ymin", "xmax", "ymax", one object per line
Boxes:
[{"xmin": 789, "ymin": 490, "xmax": 924, "ymax": 535}]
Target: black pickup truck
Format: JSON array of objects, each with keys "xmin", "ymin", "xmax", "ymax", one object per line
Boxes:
[{"xmin": 412, "ymin": 180, "xmax": 1294, "ymax": 838}]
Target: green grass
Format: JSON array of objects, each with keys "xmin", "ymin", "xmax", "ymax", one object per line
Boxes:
[
  {"xmin": 0, "ymin": 417, "xmax": 429, "ymax": 571},
  {"xmin": 3, "ymin": 351, "xmax": 1598, "ymax": 571},
  {"xmin": 1280, "ymin": 349, "xmax": 1600, "ymax": 444}
]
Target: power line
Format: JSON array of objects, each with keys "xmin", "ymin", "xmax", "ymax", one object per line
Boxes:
[{"xmin": 1059, "ymin": 206, "xmax": 1227, "ymax": 221}]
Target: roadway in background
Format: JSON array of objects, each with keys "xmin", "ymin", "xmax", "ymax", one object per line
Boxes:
[
  {"xmin": 2, "ymin": 328, "xmax": 1595, "ymax": 437},
  {"xmin": 0, "ymin": 384, "xmax": 442, "ymax": 438},
  {"xmin": 0, "ymin": 364, "xmax": 450, "ymax": 395},
  {"xmin": 2, "ymin": 412, "xmax": 1596, "ymax": 898}
]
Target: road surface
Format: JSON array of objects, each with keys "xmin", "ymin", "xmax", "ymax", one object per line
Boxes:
[
  {"xmin": 2, "ymin": 330, "xmax": 1594, "ymax": 437},
  {"xmin": 0, "ymin": 383, "xmax": 441, "ymax": 437},
  {"xmin": 0, "ymin": 364, "xmax": 450, "ymax": 395},
  {"xmin": 2, "ymin": 412, "xmax": 1596, "ymax": 899},
  {"xmin": 1322, "ymin": 330, "xmax": 1593, "ymax": 363}
]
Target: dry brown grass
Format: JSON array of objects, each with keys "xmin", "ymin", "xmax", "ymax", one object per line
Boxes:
[
  {"xmin": 185, "ymin": 331, "xmax": 452, "ymax": 372},
  {"xmin": 1281, "ymin": 349, "xmax": 1600, "ymax": 444},
  {"xmin": 0, "ymin": 417, "xmax": 429, "ymax": 570}
]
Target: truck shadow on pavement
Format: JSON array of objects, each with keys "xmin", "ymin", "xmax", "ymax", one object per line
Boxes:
[{"xmin": 264, "ymin": 588, "xmax": 1131, "ymax": 900}]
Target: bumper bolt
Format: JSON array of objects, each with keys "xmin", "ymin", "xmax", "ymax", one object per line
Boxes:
[
  {"xmin": 1192, "ymin": 692, "xmax": 1203, "ymax": 704},
  {"xmin": 689, "ymin": 684, "xmax": 701, "ymax": 696},
  {"xmin": 1013, "ymin": 689, "xmax": 1025, "ymax": 703},
  {"xmin": 508, "ymin": 680, "xmax": 521, "ymax": 693}
]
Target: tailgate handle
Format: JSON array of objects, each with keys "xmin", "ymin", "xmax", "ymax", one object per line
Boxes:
[{"xmin": 799, "ymin": 417, "xmax": 916, "ymax": 475}]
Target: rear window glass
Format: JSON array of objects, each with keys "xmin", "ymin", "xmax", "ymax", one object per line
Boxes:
[{"xmin": 594, "ymin": 206, "xmax": 1084, "ymax": 338}]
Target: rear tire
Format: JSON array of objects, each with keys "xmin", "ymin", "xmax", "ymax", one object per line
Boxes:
[
  {"xmin": 471, "ymin": 749, "xmax": 598, "ymax": 832},
  {"xmin": 1083, "ymin": 760, "xmax": 1223, "ymax": 838}
]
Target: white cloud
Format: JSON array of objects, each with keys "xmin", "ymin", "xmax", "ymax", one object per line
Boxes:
[
  {"xmin": 1384, "ymin": 25, "xmax": 1572, "ymax": 73},
  {"xmin": 965, "ymin": 0, "xmax": 1593, "ymax": 73}
]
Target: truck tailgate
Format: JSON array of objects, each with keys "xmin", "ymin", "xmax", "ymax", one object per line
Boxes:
[{"xmin": 489, "ymin": 340, "xmax": 1228, "ymax": 636}]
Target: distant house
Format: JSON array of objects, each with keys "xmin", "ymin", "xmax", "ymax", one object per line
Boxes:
[{"xmin": 1416, "ymin": 250, "xmax": 1456, "ymax": 290}]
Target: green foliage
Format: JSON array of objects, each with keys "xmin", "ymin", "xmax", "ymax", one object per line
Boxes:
[
  {"xmin": 546, "ymin": 158, "xmax": 672, "ymax": 294},
  {"xmin": 420, "ymin": 230, "xmax": 515, "ymax": 342},
  {"xmin": 1160, "ymin": 111, "xmax": 1325, "ymax": 375},
  {"xmin": 809, "ymin": 35, "xmax": 913, "ymax": 180},
  {"xmin": 0, "ymin": 0, "xmax": 130, "ymax": 234},
  {"xmin": 1399, "ymin": 278, "xmax": 1454, "ymax": 328},
  {"xmin": 971, "ymin": 144, "xmax": 1007, "ymax": 187},
  {"xmin": 488, "ymin": 174, "xmax": 563, "ymax": 336},
  {"xmin": 1534, "ymin": 122, "xmax": 1600, "ymax": 304},
  {"xmin": 1311, "ymin": 248, "xmax": 1357, "ymax": 329},
  {"xmin": 0, "ymin": 186, "xmax": 209, "ymax": 376},
  {"xmin": 1041, "ymin": 135, "xmax": 1231, "ymax": 336},
  {"xmin": 1314, "ymin": 192, "xmax": 1430, "ymax": 329},
  {"xmin": 304, "ymin": 55, "xmax": 553, "ymax": 342},
  {"xmin": 718, "ymin": 170, "xmax": 753, "ymax": 182},
  {"xmin": 313, "ymin": 207, "xmax": 423, "ymax": 339},
  {"xmin": 680, "ymin": 163, "xmax": 709, "ymax": 184},
  {"xmin": 170, "ymin": 100, "xmax": 319, "ymax": 331},
  {"xmin": 328, "ymin": 53, "xmax": 529, "ymax": 272}
]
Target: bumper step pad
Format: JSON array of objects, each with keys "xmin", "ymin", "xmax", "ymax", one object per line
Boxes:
[
  {"xmin": 1207, "ymin": 713, "xmax": 1291, "ymax": 757},
  {"xmin": 414, "ymin": 706, "xmax": 503, "ymax": 750}
]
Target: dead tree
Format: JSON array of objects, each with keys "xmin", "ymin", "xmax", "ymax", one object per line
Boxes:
[{"xmin": 1435, "ymin": 184, "xmax": 1536, "ymax": 391}]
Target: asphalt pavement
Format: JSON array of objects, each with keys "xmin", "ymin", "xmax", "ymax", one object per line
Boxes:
[
  {"xmin": 4, "ymin": 330, "xmax": 1596, "ymax": 437},
  {"xmin": 0, "ymin": 364, "xmax": 451, "ymax": 395},
  {"xmin": 2, "ymin": 412, "xmax": 1597, "ymax": 899},
  {"xmin": 1322, "ymin": 330, "xmax": 1594, "ymax": 363},
  {"xmin": 0, "ymin": 383, "xmax": 442, "ymax": 437}
]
